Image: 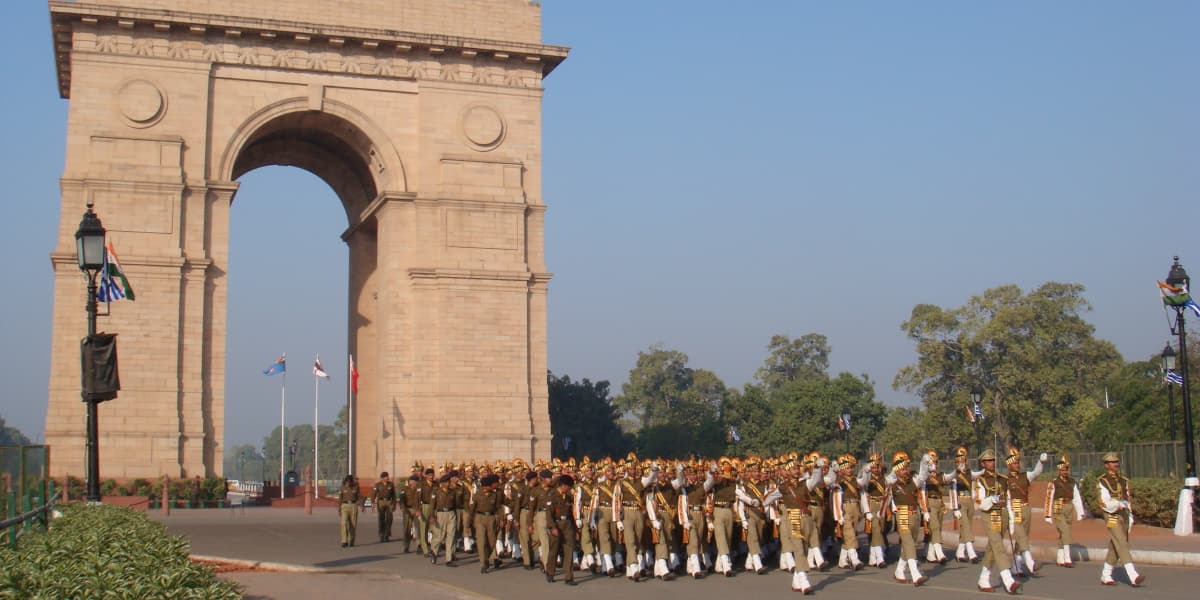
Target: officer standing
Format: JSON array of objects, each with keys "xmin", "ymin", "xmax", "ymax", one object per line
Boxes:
[
  {"xmin": 338, "ymin": 474, "xmax": 360, "ymax": 548},
  {"xmin": 974, "ymin": 449, "xmax": 1020, "ymax": 594},
  {"xmin": 429, "ymin": 474, "xmax": 461, "ymax": 566},
  {"xmin": 371, "ymin": 471, "xmax": 397, "ymax": 543}
]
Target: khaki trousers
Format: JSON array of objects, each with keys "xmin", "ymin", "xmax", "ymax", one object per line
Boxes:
[
  {"xmin": 579, "ymin": 508, "xmax": 596, "ymax": 555},
  {"xmin": 432, "ymin": 510, "xmax": 458, "ymax": 561},
  {"xmin": 475, "ymin": 514, "xmax": 499, "ymax": 568},
  {"xmin": 745, "ymin": 510, "xmax": 766, "ymax": 555},
  {"xmin": 786, "ymin": 508, "xmax": 811, "ymax": 573},
  {"xmin": 376, "ymin": 503, "xmax": 393, "ymax": 539},
  {"xmin": 621, "ymin": 506, "xmax": 646, "ymax": 561},
  {"xmin": 927, "ymin": 497, "xmax": 945, "ymax": 545},
  {"xmin": 535, "ymin": 510, "xmax": 551, "ymax": 568},
  {"xmin": 340, "ymin": 502, "xmax": 358, "ymax": 545},
  {"xmin": 418, "ymin": 504, "xmax": 433, "ymax": 554},
  {"xmin": 840, "ymin": 501, "xmax": 861, "ymax": 549},
  {"xmin": 1011, "ymin": 501, "xmax": 1032, "ymax": 553},
  {"xmin": 1104, "ymin": 511, "xmax": 1133, "ymax": 565},
  {"xmin": 1053, "ymin": 502, "xmax": 1076, "ymax": 546},
  {"xmin": 596, "ymin": 507, "xmax": 617, "ymax": 556},
  {"xmin": 981, "ymin": 508, "xmax": 1012, "ymax": 571},
  {"xmin": 868, "ymin": 497, "xmax": 887, "ymax": 547},
  {"xmin": 956, "ymin": 494, "xmax": 975, "ymax": 543},
  {"xmin": 519, "ymin": 508, "xmax": 534, "ymax": 566},
  {"xmin": 712, "ymin": 506, "xmax": 735, "ymax": 556},
  {"xmin": 896, "ymin": 508, "xmax": 919, "ymax": 560},
  {"xmin": 685, "ymin": 509, "xmax": 708, "ymax": 556},
  {"xmin": 546, "ymin": 521, "xmax": 577, "ymax": 582}
]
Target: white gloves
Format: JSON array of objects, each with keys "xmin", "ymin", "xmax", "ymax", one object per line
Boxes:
[
  {"xmin": 747, "ymin": 499, "xmax": 760, "ymax": 507},
  {"xmin": 980, "ymin": 496, "xmax": 995, "ymax": 511},
  {"xmin": 506, "ymin": 513, "xmax": 514, "ymax": 521},
  {"xmin": 953, "ymin": 510, "xmax": 962, "ymax": 519},
  {"xmin": 817, "ymin": 457, "xmax": 828, "ymax": 468},
  {"xmin": 575, "ymin": 518, "xmax": 582, "ymax": 528},
  {"xmin": 651, "ymin": 519, "xmax": 662, "ymax": 530},
  {"xmin": 1039, "ymin": 453, "xmax": 1048, "ymax": 462},
  {"xmin": 865, "ymin": 512, "xmax": 873, "ymax": 521},
  {"xmin": 922, "ymin": 512, "xmax": 930, "ymax": 523},
  {"xmin": 616, "ymin": 521, "xmax": 625, "ymax": 531},
  {"xmin": 741, "ymin": 520, "xmax": 749, "ymax": 529},
  {"xmin": 1044, "ymin": 517, "xmax": 1053, "ymax": 524}
]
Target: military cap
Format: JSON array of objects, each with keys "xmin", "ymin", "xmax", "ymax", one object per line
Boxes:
[
  {"xmin": 978, "ymin": 448, "xmax": 996, "ymax": 462},
  {"xmin": 438, "ymin": 474, "xmax": 451, "ymax": 483},
  {"xmin": 1056, "ymin": 454, "xmax": 1071, "ymax": 469},
  {"xmin": 868, "ymin": 451, "xmax": 882, "ymax": 465},
  {"xmin": 558, "ymin": 474, "xmax": 575, "ymax": 487},
  {"xmin": 525, "ymin": 471, "xmax": 538, "ymax": 481},
  {"xmin": 891, "ymin": 451, "xmax": 910, "ymax": 470},
  {"xmin": 408, "ymin": 474, "xmax": 420, "ymax": 481},
  {"xmin": 424, "ymin": 467, "xmax": 435, "ymax": 475},
  {"xmin": 538, "ymin": 469, "xmax": 553, "ymax": 479},
  {"xmin": 1102, "ymin": 451, "xmax": 1120, "ymax": 463},
  {"xmin": 1005, "ymin": 445, "xmax": 1021, "ymax": 465},
  {"xmin": 380, "ymin": 471, "xmax": 389, "ymax": 478},
  {"xmin": 481, "ymin": 474, "xmax": 499, "ymax": 486},
  {"xmin": 953, "ymin": 445, "xmax": 969, "ymax": 461}
]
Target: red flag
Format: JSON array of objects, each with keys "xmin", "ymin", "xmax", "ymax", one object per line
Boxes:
[
  {"xmin": 350, "ymin": 354, "xmax": 359, "ymax": 394},
  {"xmin": 965, "ymin": 405, "xmax": 975, "ymax": 423}
]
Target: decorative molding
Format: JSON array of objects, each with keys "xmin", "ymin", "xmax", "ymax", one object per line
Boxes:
[{"xmin": 50, "ymin": 3, "xmax": 568, "ymax": 97}]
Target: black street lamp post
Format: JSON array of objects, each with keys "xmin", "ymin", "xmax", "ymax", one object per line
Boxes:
[
  {"xmin": 1164, "ymin": 257, "xmax": 1198, "ymax": 489},
  {"xmin": 1163, "ymin": 343, "xmax": 1178, "ymax": 442},
  {"xmin": 971, "ymin": 385, "xmax": 983, "ymax": 453},
  {"xmin": 75, "ymin": 203, "xmax": 106, "ymax": 503}
]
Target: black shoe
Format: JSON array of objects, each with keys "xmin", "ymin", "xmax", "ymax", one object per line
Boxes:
[
  {"xmin": 567, "ymin": 580, "xmax": 578, "ymax": 586},
  {"xmin": 431, "ymin": 554, "xmax": 438, "ymax": 564},
  {"xmin": 446, "ymin": 562, "xmax": 456, "ymax": 568},
  {"xmin": 493, "ymin": 558, "xmax": 502, "ymax": 569},
  {"xmin": 524, "ymin": 564, "xmax": 535, "ymax": 571},
  {"xmin": 349, "ymin": 542, "xmax": 354, "ymax": 547},
  {"xmin": 481, "ymin": 566, "xmax": 489, "ymax": 574},
  {"xmin": 341, "ymin": 543, "xmax": 348, "ymax": 548},
  {"xmin": 546, "ymin": 574, "xmax": 554, "ymax": 583},
  {"xmin": 663, "ymin": 572, "xmax": 675, "ymax": 581}
]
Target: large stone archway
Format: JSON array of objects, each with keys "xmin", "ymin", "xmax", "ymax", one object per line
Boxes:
[{"xmin": 44, "ymin": 0, "xmax": 567, "ymax": 479}]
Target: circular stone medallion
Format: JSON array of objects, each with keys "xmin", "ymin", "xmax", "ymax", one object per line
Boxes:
[
  {"xmin": 461, "ymin": 105, "xmax": 505, "ymax": 150},
  {"xmin": 117, "ymin": 80, "xmax": 166, "ymax": 127}
]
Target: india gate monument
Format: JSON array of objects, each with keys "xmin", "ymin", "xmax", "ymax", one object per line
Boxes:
[{"xmin": 44, "ymin": 0, "xmax": 567, "ymax": 480}]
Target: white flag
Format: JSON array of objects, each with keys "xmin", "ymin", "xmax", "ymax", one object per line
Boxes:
[{"xmin": 313, "ymin": 355, "xmax": 330, "ymax": 379}]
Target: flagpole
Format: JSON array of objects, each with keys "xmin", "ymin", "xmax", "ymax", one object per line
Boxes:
[
  {"xmin": 348, "ymin": 354, "xmax": 354, "ymax": 475},
  {"xmin": 314, "ymin": 361, "xmax": 320, "ymax": 500},
  {"xmin": 280, "ymin": 370, "xmax": 286, "ymax": 499}
]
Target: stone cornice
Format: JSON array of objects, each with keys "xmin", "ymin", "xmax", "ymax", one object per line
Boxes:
[{"xmin": 50, "ymin": 1, "xmax": 569, "ymax": 98}]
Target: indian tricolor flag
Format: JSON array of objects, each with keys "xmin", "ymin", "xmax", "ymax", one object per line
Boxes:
[
  {"xmin": 1158, "ymin": 281, "xmax": 1200, "ymax": 317},
  {"xmin": 96, "ymin": 242, "xmax": 135, "ymax": 302}
]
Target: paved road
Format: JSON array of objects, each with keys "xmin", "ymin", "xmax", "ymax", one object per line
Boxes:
[{"xmin": 157, "ymin": 509, "xmax": 1193, "ymax": 600}]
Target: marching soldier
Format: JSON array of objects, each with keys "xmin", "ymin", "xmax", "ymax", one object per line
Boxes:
[
  {"xmin": 1004, "ymin": 445, "xmax": 1048, "ymax": 577},
  {"xmin": 457, "ymin": 467, "xmax": 476, "ymax": 553},
  {"xmin": 614, "ymin": 459, "xmax": 652, "ymax": 581},
  {"xmin": 518, "ymin": 470, "xmax": 539, "ymax": 570},
  {"xmin": 429, "ymin": 473, "xmax": 461, "ymax": 566},
  {"xmin": 887, "ymin": 451, "xmax": 930, "ymax": 586},
  {"xmin": 921, "ymin": 449, "xmax": 950, "ymax": 564},
  {"xmin": 419, "ymin": 467, "xmax": 436, "ymax": 557},
  {"xmin": 1044, "ymin": 454, "xmax": 1084, "ymax": 568},
  {"xmin": 470, "ymin": 474, "xmax": 505, "ymax": 573},
  {"xmin": 1097, "ymin": 452, "xmax": 1144, "ymax": 586},
  {"xmin": 974, "ymin": 449, "xmax": 1020, "ymax": 594},
  {"xmin": 864, "ymin": 452, "xmax": 890, "ymax": 567},
  {"xmin": 679, "ymin": 461, "xmax": 714, "ymax": 578},
  {"xmin": 948, "ymin": 445, "xmax": 980, "ymax": 563},
  {"xmin": 736, "ymin": 458, "xmax": 772, "ymax": 574},
  {"xmin": 371, "ymin": 471, "xmax": 397, "ymax": 543},
  {"xmin": 574, "ymin": 461, "xmax": 599, "ymax": 573},
  {"xmin": 593, "ymin": 461, "xmax": 621, "ymax": 576},
  {"xmin": 398, "ymin": 475, "xmax": 419, "ymax": 553},
  {"xmin": 534, "ymin": 469, "xmax": 556, "ymax": 574},
  {"xmin": 338, "ymin": 474, "xmax": 360, "ymax": 548},
  {"xmin": 779, "ymin": 456, "xmax": 822, "ymax": 593},
  {"xmin": 709, "ymin": 458, "xmax": 739, "ymax": 576},
  {"xmin": 647, "ymin": 461, "xmax": 683, "ymax": 579},
  {"xmin": 833, "ymin": 453, "xmax": 868, "ymax": 570},
  {"xmin": 802, "ymin": 453, "xmax": 833, "ymax": 570},
  {"xmin": 546, "ymin": 474, "xmax": 580, "ymax": 585}
]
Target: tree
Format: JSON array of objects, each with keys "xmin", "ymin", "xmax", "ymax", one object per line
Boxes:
[
  {"xmin": 0, "ymin": 415, "xmax": 31, "ymax": 446},
  {"xmin": 895, "ymin": 282, "xmax": 1122, "ymax": 453},
  {"xmin": 755, "ymin": 334, "xmax": 831, "ymax": 389},
  {"xmin": 875, "ymin": 406, "xmax": 936, "ymax": 457},
  {"xmin": 615, "ymin": 345, "xmax": 729, "ymax": 454},
  {"xmin": 548, "ymin": 372, "xmax": 631, "ymax": 459}
]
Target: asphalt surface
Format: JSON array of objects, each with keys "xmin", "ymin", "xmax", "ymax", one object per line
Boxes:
[{"xmin": 156, "ymin": 508, "xmax": 1196, "ymax": 600}]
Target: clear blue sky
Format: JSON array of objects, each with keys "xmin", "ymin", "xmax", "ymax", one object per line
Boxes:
[{"xmin": 2, "ymin": 2, "xmax": 1197, "ymax": 450}]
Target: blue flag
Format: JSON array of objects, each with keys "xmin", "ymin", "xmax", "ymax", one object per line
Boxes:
[{"xmin": 263, "ymin": 354, "xmax": 286, "ymax": 376}]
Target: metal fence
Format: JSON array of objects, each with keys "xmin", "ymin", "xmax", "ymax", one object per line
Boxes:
[
  {"xmin": 1069, "ymin": 441, "xmax": 1200, "ymax": 479},
  {"xmin": 1, "ymin": 445, "xmax": 54, "ymax": 547}
]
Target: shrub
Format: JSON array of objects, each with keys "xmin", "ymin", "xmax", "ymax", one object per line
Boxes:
[
  {"xmin": 1080, "ymin": 469, "xmax": 1183, "ymax": 528},
  {"xmin": 130, "ymin": 478, "xmax": 153, "ymax": 497},
  {"xmin": 0, "ymin": 503, "xmax": 241, "ymax": 599}
]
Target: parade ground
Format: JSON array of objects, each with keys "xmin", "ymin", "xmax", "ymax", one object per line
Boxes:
[{"xmin": 155, "ymin": 507, "xmax": 1198, "ymax": 599}]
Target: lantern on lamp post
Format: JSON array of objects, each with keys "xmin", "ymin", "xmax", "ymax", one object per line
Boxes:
[{"xmin": 75, "ymin": 203, "xmax": 106, "ymax": 504}]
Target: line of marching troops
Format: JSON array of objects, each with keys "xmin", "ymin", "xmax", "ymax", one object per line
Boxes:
[{"xmin": 336, "ymin": 444, "xmax": 1144, "ymax": 594}]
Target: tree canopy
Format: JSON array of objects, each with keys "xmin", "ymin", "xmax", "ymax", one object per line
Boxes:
[
  {"xmin": 895, "ymin": 282, "xmax": 1122, "ymax": 453},
  {"xmin": 548, "ymin": 371, "xmax": 631, "ymax": 459},
  {"xmin": 0, "ymin": 415, "xmax": 31, "ymax": 446}
]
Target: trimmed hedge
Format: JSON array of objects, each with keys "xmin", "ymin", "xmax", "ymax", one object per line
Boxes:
[
  {"xmin": 0, "ymin": 503, "xmax": 241, "ymax": 599},
  {"xmin": 1079, "ymin": 469, "xmax": 1190, "ymax": 528}
]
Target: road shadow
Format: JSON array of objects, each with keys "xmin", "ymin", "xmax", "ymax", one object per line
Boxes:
[{"xmin": 313, "ymin": 554, "xmax": 393, "ymax": 568}]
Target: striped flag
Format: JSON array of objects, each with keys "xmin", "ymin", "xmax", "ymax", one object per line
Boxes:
[
  {"xmin": 96, "ymin": 242, "xmax": 135, "ymax": 302},
  {"xmin": 1165, "ymin": 369, "xmax": 1184, "ymax": 386}
]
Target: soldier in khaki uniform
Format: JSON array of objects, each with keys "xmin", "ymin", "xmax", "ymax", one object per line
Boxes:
[
  {"xmin": 887, "ymin": 451, "xmax": 930, "ymax": 586},
  {"xmin": 863, "ymin": 452, "xmax": 890, "ymax": 567},
  {"xmin": 1098, "ymin": 452, "xmax": 1144, "ymax": 586},
  {"xmin": 736, "ymin": 458, "xmax": 772, "ymax": 574},
  {"xmin": 517, "ymin": 470, "xmax": 538, "ymax": 569},
  {"xmin": 679, "ymin": 461, "xmax": 714, "ymax": 578},
  {"xmin": 338, "ymin": 474, "xmax": 360, "ymax": 547},
  {"xmin": 647, "ymin": 461, "xmax": 682, "ymax": 579},
  {"xmin": 419, "ymin": 468, "xmax": 436, "ymax": 557},
  {"xmin": 1044, "ymin": 454, "xmax": 1083, "ymax": 568},
  {"xmin": 1003, "ymin": 445, "xmax": 1047, "ymax": 577},
  {"xmin": 574, "ymin": 461, "xmax": 599, "ymax": 573},
  {"xmin": 593, "ymin": 462, "xmax": 621, "ymax": 575},
  {"xmin": 948, "ymin": 445, "xmax": 980, "ymax": 563},
  {"xmin": 546, "ymin": 474, "xmax": 579, "ymax": 585},
  {"xmin": 779, "ymin": 457, "xmax": 821, "ymax": 593},
  {"xmin": 709, "ymin": 459, "xmax": 739, "ymax": 576},
  {"xmin": 615, "ymin": 460, "xmax": 651, "ymax": 581},
  {"xmin": 974, "ymin": 449, "xmax": 1020, "ymax": 594},
  {"xmin": 429, "ymin": 473, "xmax": 461, "ymax": 566},
  {"xmin": 832, "ymin": 453, "xmax": 868, "ymax": 570},
  {"xmin": 470, "ymin": 474, "xmax": 504, "ymax": 573},
  {"xmin": 371, "ymin": 471, "xmax": 397, "ymax": 543}
]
